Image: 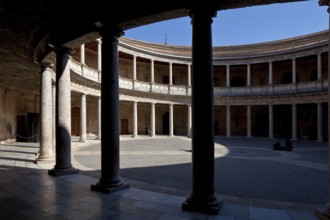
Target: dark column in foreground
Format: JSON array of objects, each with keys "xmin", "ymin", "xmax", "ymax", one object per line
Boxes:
[
  {"xmin": 91, "ymin": 25, "xmax": 129, "ymax": 193},
  {"xmin": 182, "ymin": 7, "xmax": 222, "ymax": 215},
  {"xmin": 49, "ymin": 47, "xmax": 78, "ymax": 176}
]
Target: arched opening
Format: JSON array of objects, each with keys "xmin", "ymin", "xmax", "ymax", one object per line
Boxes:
[
  {"xmin": 162, "ymin": 112, "xmax": 169, "ymax": 135},
  {"xmin": 230, "ymin": 76, "xmax": 245, "ymax": 87}
]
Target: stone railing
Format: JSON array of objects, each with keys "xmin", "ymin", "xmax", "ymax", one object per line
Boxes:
[
  {"xmin": 70, "ymin": 59, "xmax": 327, "ymax": 97},
  {"xmin": 214, "ymin": 80, "xmax": 328, "ymax": 96},
  {"xmin": 71, "ymin": 59, "xmax": 100, "ymax": 82}
]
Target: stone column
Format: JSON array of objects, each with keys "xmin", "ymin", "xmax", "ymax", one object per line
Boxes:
[
  {"xmin": 269, "ymin": 62, "xmax": 273, "ymax": 85},
  {"xmin": 80, "ymin": 44, "xmax": 85, "ymax": 65},
  {"xmin": 269, "ymin": 105, "xmax": 273, "ymax": 139},
  {"xmin": 226, "ymin": 65, "xmax": 230, "ymax": 87},
  {"xmin": 247, "ymin": 105, "xmax": 251, "ymax": 138},
  {"xmin": 317, "ymin": 103, "xmax": 323, "ymax": 142},
  {"xmin": 36, "ymin": 63, "xmax": 53, "ymax": 163},
  {"xmin": 52, "ymin": 85, "xmax": 56, "ymax": 146},
  {"xmin": 133, "ymin": 55, "xmax": 137, "ymax": 81},
  {"xmin": 169, "ymin": 104, "xmax": 174, "ymax": 137},
  {"xmin": 97, "ymin": 38, "xmax": 102, "ymax": 82},
  {"xmin": 315, "ymin": 1, "xmax": 330, "ymax": 218},
  {"xmin": 151, "ymin": 103, "xmax": 155, "ymax": 137},
  {"xmin": 182, "ymin": 7, "xmax": 222, "ymax": 214},
  {"xmin": 80, "ymin": 93, "xmax": 87, "ymax": 142},
  {"xmin": 188, "ymin": 64, "xmax": 191, "ymax": 86},
  {"xmin": 226, "ymin": 106, "xmax": 231, "ymax": 137},
  {"xmin": 247, "ymin": 64, "xmax": 251, "ymax": 86},
  {"xmin": 318, "ymin": 54, "xmax": 322, "ymax": 80},
  {"xmin": 292, "ymin": 58, "xmax": 296, "ymax": 83},
  {"xmin": 97, "ymin": 97, "xmax": 101, "ymax": 140},
  {"xmin": 292, "ymin": 104, "xmax": 297, "ymax": 140},
  {"xmin": 187, "ymin": 104, "xmax": 192, "ymax": 137},
  {"xmin": 169, "ymin": 62, "xmax": 173, "ymax": 85},
  {"xmin": 133, "ymin": 101, "xmax": 138, "ymax": 137},
  {"xmin": 151, "ymin": 59, "xmax": 154, "ymax": 83},
  {"xmin": 91, "ymin": 25, "xmax": 129, "ymax": 193},
  {"xmin": 48, "ymin": 47, "xmax": 78, "ymax": 176}
]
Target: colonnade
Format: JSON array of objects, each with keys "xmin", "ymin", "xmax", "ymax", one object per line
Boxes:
[{"xmin": 34, "ymin": 2, "xmax": 330, "ymax": 217}]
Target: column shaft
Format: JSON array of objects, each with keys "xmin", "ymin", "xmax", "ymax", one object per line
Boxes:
[
  {"xmin": 247, "ymin": 105, "xmax": 251, "ymax": 138},
  {"xmin": 80, "ymin": 93, "xmax": 87, "ymax": 142},
  {"xmin": 37, "ymin": 64, "xmax": 53, "ymax": 163},
  {"xmin": 133, "ymin": 55, "xmax": 137, "ymax": 81},
  {"xmin": 151, "ymin": 59, "xmax": 154, "ymax": 83},
  {"xmin": 97, "ymin": 97, "xmax": 101, "ymax": 139},
  {"xmin": 49, "ymin": 47, "xmax": 78, "ymax": 176},
  {"xmin": 226, "ymin": 106, "xmax": 231, "ymax": 137},
  {"xmin": 269, "ymin": 105, "xmax": 273, "ymax": 139},
  {"xmin": 182, "ymin": 7, "xmax": 222, "ymax": 215},
  {"xmin": 169, "ymin": 62, "xmax": 173, "ymax": 85},
  {"xmin": 187, "ymin": 104, "xmax": 192, "ymax": 137},
  {"xmin": 151, "ymin": 103, "xmax": 155, "ymax": 137},
  {"xmin": 52, "ymin": 85, "xmax": 56, "ymax": 146},
  {"xmin": 133, "ymin": 101, "xmax": 138, "ymax": 137},
  {"xmin": 292, "ymin": 59, "xmax": 296, "ymax": 83},
  {"xmin": 269, "ymin": 62, "xmax": 273, "ymax": 85},
  {"xmin": 80, "ymin": 44, "xmax": 85, "ymax": 64},
  {"xmin": 169, "ymin": 104, "xmax": 174, "ymax": 136},
  {"xmin": 188, "ymin": 64, "xmax": 191, "ymax": 86},
  {"xmin": 292, "ymin": 104, "xmax": 297, "ymax": 140},
  {"xmin": 91, "ymin": 26, "xmax": 129, "ymax": 193},
  {"xmin": 226, "ymin": 65, "xmax": 230, "ymax": 87}
]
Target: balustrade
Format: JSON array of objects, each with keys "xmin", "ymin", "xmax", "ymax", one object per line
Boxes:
[{"xmin": 70, "ymin": 59, "xmax": 327, "ymax": 97}]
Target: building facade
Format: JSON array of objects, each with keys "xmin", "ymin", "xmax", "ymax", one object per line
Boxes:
[{"xmin": 0, "ymin": 30, "xmax": 328, "ymax": 144}]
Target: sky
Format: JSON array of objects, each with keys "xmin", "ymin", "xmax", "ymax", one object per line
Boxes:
[{"xmin": 124, "ymin": 1, "xmax": 329, "ymax": 46}]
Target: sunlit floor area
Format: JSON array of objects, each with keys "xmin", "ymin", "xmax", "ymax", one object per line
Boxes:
[{"xmin": 0, "ymin": 136, "xmax": 326, "ymax": 219}]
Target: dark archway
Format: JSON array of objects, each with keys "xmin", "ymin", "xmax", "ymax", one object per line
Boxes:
[
  {"xmin": 230, "ymin": 76, "xmax": 245, "ymax": 87},
  {"xmin": 162, "ymin": 112, "xmax": 169, "ymax": 135}
]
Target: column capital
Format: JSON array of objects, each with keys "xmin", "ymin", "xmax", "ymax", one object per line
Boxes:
[
  {"xmin": 187, "ymin": 4, "xmax": 217, "ymax": 21},
  {"xmin": 96, "ymin": 38, "xmax": 102, "ymax": 44},
  {"xmin": 99, "ymin": 25, "xmax": 124, "ymax": 39},
  {"xmin": 54, "ymin": 47, "xmax": 74, "ymax": 55},
  {"xmin": 39, "ymin": 62, "xmax": 54, "ymax": 73}
]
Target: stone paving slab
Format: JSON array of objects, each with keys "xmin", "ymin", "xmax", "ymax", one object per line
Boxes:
[{"xmin": 0, "ymin": 137, "xmax": 325, "ymax": 219}]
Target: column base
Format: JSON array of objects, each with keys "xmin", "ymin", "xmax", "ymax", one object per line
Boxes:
[
  {"xmin": 315, "ymin": 203, "xmax": 330, "ymax": 220},
  {"xmin": 91, "ymin": 179, "xmax": 129, "ymax": 194},
  {"xmin": 35, "ymin": 157, "xmax": 55, "ymax": 164},
  {"xmin": 182, "ymin": 193, "xmax": 223, "ymax": 215},
  {"xmin": 48, "ymin": 167, "xmax": 79, "ymax": 176}
]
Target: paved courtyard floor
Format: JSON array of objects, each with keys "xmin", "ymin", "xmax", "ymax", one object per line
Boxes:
[
  {"xmin": 74, "ymin": 136, "xmax": 328, "ymax": 207},
  {"xmin": 0, "ymin": 136, "xmax": 327, "ymax": 219}
]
